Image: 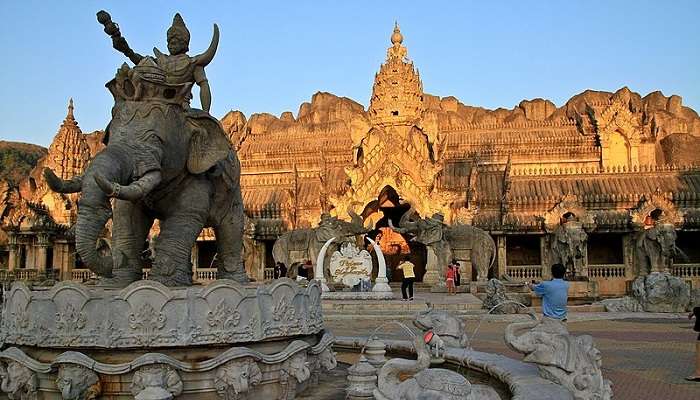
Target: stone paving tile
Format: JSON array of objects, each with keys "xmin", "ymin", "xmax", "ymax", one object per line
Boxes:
[{"xmin": 325, "ymin": 315, "xmax": 700, "ymax": 400}]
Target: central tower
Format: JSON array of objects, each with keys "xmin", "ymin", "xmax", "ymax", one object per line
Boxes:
[{"xmin": 368, "ymin": 23, "xmax": 424, "ymax": 127}]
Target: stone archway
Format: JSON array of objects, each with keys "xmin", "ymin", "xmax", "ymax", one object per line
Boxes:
[{"xmin": 361, "ymin": 186, "xmax": 427, "ymax": 282}]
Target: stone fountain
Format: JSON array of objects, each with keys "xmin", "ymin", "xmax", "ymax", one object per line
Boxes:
[{"xmin": 0, "ymin": 10, "xmax": 335, "ymax": 399}]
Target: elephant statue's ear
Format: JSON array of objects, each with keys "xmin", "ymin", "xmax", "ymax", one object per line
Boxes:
[{"xmin": 187, "ymin": 115, "xmax": 231, "ymax": 174}]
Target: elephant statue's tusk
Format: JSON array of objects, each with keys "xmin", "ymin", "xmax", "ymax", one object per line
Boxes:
[
  {"xmin": 368, "ymin": 237, "xmax": 391, "ymax": 293},
  {"xmin": 315, "ymin": 237, "xmax": 335, "ymax": 292}
]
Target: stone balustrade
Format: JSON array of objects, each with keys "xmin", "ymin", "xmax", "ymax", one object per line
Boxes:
[
  {"xmin": 195, "ymin": 268, "xmax": 217, "ymax": 282},
  {"xmin": 588, "ymin": 264, "xmax": 627, "ymax": 279},
  {"xmin": 672, "ymin": 264, "xmax": 700, "ymax": 278},
  {"xmin": 506, "ymin": 265, "xmax": 543, "ymax": 281},
  {"xmin": 264, "ymin": 267, "xmax": 275, "ymax": 281},
  {"xmin": 71, "ymin": 269, "xmax": 97, "ymax": 282}
]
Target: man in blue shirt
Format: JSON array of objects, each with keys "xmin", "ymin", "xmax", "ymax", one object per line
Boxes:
[{"xmin": 529, "ymin": 263, "xmax": 569, "ymax": 320}]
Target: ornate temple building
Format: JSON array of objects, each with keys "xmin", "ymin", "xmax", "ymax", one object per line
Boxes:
[{"xmin": 2, "ymin": 24, "xmax": 700, "ymax": 294}]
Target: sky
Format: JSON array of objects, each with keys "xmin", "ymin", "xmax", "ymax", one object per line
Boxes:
[{"xmin": 0, "ymin": 0, "xmax": 698, "ymax": 146}]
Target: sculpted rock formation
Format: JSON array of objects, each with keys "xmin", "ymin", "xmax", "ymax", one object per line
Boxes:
[
  {"xmin": 482, "ymin": 279, "xmax": 520, "ymax": 314},
  {"xmin": 632, "ymin": 271, "xmax": 690, "ymax": 312},
  {"xmin": 505, "ymin": 317, "xmax": 612, "ymax": 400}
]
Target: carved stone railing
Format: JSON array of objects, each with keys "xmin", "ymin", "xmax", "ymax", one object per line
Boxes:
[
  {"xmin": 14, "ymin": 269, "xmax": 38, "ymax": 281},
  {"xmin": 71, "ymin": 269, "xmax": 97, "ymax": 282},
  {"xmin": 142, "ymin": 268, "xmax": 151, "ymax": 280},
  {"xmin": 264, "ymin": 267, "xmax": 275, "ymax": 281},
  {"xmin": 672, "ymin": 264, "xmax": 700, "ymax": 278},
  {"xmin": 588, "ymin": 264, "xmax": 627, "ymax": 279},
  {"xmin": 195, "ymin": 268, "xmax": 217, "ymax": 282},
  {"xmin": 1, "ymin": 279, "xmax": 324, "ymax": 348},
  {"xmin": 506, "ymin": 265, "xmax": 542, "ymax": 281}
]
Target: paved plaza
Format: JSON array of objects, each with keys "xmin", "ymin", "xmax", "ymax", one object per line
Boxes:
[{"xmin": 324, "ymin": 293, "xmax": 700, "ymax": 400}]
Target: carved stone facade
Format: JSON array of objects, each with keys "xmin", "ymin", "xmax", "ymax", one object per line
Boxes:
[
  {"xmin": 2, "ymin": 24, "xmax": 700, "ymax": 295},
  {"xmin": 0, "ymin": 279, "xmax": 335, "ymax": 398}
]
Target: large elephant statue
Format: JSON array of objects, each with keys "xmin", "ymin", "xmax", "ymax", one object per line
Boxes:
[
  {"xmin": 550, "ymin": 220, "xmax": 588, "ymax": 278},
  {"xmin": 272, "ymin": 212, "xmax": 369, "ymax": 280},
  {"xmin": 374, "ymin": 335, "xmax": 498, "ymax": 400},
  {"xmin": 504, "ymin": 317, "xmax": 612, "ymax": 400},
  {"xmin": 635, "ymin": 222, "xmax": 681, "ymax": 275},
  {"xmin": 390, "ymin": 208, "xmax": 496, "ymax": 282},
  {"xmin": 45, "ymin": 57, "xmax": 245, "ymax": 286}
]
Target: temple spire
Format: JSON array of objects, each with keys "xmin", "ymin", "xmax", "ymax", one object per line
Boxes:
[
  {"xmin": 47, "ymin": 99, "xmax": 91, "ymax": 180},
  {"xmin": 67, "ymin": 98, "xmax": 75, "ymax": 120}
]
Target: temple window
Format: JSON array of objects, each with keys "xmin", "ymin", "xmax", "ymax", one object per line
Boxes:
[
  {"xmin": 676, "ymin": 231, "xmax": 700, "ymax": 263},
  {"xmin": 587, "ymin": 233, "xmax": 624, "ymax": 265},
  {"xmin": 506, "ymin": 235, "xmax": 541, "ymax": 266},
  {"xmin": 391, "ymin": 111, "xmax": 399, "ymax": 116}
]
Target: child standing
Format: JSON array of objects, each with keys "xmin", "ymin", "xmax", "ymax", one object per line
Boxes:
[{"xmin": 446, "ymin": 264, "xmax": 456, "ymax": 295}]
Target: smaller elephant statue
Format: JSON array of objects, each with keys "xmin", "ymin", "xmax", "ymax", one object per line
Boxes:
[
  {"xmin": 635, "ymin": 222, "xmax": 683, "ymax": 275},
  {"xmin": 272, "ymin": 212, "xmax": 369, "ymax": 281},
  {"xmin": 55, "ymin": 364, "xmax": 101, "ymax": 400},
  {"xmin": 214, "ymin": 358, "xmax": 262, "ymax": 400},
  {"xmin": 130, "ymin": 364, "xmax": 183, "ymax": 400},
  {"xmin": 504, "ymin": 317, "xmax": 612, "ymax": 400},
  {"xmin": 413, "ymin": 306, "xmax": 469, "ymax": 348},
  {"xmin": 0, "ymin": 361, "xmax": 38, "ymax": 400},
  {"xmin": 390, "ymin": 208, "xmax": 496, "ymax": 283},
  {"xmin": 309, "ymin": 347, "xmax": 337, "ymax": 385},
  {"xmin": 374, "ymin": 335, "xmax": 498, "ymax": 400},
  {"xmin": 279, "ymin": 352, "xmax": 311, "ymax": 400},
  {"xmin": 550, "ymin": 220, "xmax": 587, "ymax": 278}
]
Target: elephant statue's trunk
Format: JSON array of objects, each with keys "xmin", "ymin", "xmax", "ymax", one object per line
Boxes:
[
  {"xmin": 504, "ymin": 318, "xmax": 540, "ymax": 354},
  {"xmin": 75, "ymin": 148, "xmax": 131, "ymax": 277},
  {"xmin": 377, "ymin": 335, "xmax": 431, "ymax": 397}
]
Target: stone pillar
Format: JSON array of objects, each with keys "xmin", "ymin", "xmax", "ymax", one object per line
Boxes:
[
  {"xmin": 622, "ymin": 234, "xmax": 634, "ymax": 278},
  {"xmin": 35, "ymin": 234, "xmax": 49, "ymax": 273},
  {"xmin": 191, "ymin": 244, "xmax": 199, "ymax": 270},
  {"xmin": 540, "ymin": 236, "xmax": 551, "ymax": 280},
  {"xmin": 254, "ymin": 240, "xmax": 266, "ymax": 281},
  {"xmin": 7, "ymin": 244, "xmax": 18, "ymax": 271},
  {"xmin": 422, "ymin": 246, "xmax": 440, "ymax": 286},
  {"xmin": 496, "ymin": 236, "xmax": 507, "ymax": 279}
]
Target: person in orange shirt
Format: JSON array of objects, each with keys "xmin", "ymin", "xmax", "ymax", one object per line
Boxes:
[
  {"xmin": 446, "ymin": 264, "xmax": 456, "ymax": 295},
  {"xmin": 396, "ymin": 258, "xmax": 415, "ymax": 301}
]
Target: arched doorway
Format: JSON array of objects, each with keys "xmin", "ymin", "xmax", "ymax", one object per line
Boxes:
[{"xmin": 361, "ymin": 186, "xmax": 427, "ymax": 282}]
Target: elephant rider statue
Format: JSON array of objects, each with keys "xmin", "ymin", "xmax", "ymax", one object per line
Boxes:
[
  {"xmin": 635, "ymin": 221, "xmax": 681, "ymax": 275},
  {"xmin": 45, "ymin": 11, "xmax": 246, "ymax": 286},
  {"xmin": 389, "ymin": 207, "xmax": 496, "ymax": 283},
  {"xmin": 504, "ymin": 316, "xmax": 612, "ymax": 400},
  {"xmin": 550, "ymin": 213, "xmax": 588, "ymax": 278},
  {"xmin": 272, "ymin": 212, "xmax": 369, "ymax": 281}
]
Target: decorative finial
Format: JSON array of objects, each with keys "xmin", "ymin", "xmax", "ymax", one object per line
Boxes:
[
  {"xmin": 391, "ymin": 21, "xmax": 403, "ymax": 45},
  {"xmin": 168, "ymin": 13, "xmax": 191, "ymax": 45},
  {"xmin": 67, "ymin": 98, "xmax": 74, "ymax": 119}
]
